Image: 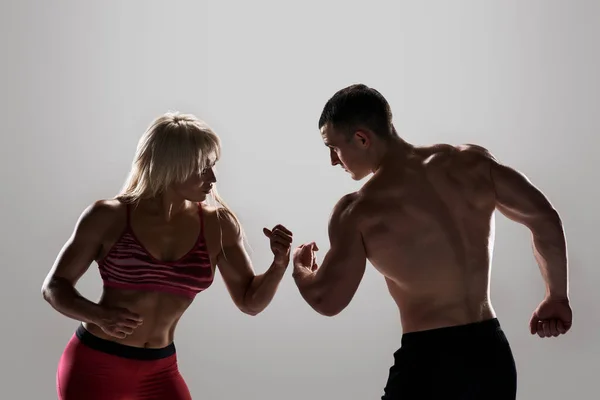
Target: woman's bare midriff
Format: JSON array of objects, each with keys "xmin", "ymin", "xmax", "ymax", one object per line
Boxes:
[{"xmin": 83, "ymin": 287, "xmax": 194, "ymax": 348}]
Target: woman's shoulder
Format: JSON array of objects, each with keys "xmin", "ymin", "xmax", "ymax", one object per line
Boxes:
[
  {"xmin": 68, "ymin": 198, "xmax": 128, "ymax": 240},
  {"xmin": 199, "ymin": 203, "xmax": 242, "ymax": 241},
  {"xmin": 79, "ymin": 198, "xmax": 127, "ymax": 227},
  {"xmin": 88, "ymin": 198, "xmax": 127, "ymax": 216},
  {"xmin": 199, "ymin": 203, "xmax": 218, "ymax": 214},
  {"xmin": 200, "ymin": 203, "xmax": 233, "ymax": 224}
]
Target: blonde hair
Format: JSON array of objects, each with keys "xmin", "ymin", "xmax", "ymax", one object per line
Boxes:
[{"xmin": 117, "ymin": 111, "xmax": 243, "ymax": 240}]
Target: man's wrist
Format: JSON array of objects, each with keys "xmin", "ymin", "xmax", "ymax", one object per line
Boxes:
[
  {"xmin": 547, "ymin": 290, "xmax": 569, "ymax": 301},
  {"xmin": 546, "ymin": 282, "xmax": 569, "ymax": 299},
  {"xmin": 291, "ymin": 264, "xmax": 311, "ymax": 280}
]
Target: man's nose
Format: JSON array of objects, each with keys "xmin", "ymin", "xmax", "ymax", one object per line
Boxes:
[{"xmin": 330, "ymin": 149, "xmax": 340, "ymax": 166}]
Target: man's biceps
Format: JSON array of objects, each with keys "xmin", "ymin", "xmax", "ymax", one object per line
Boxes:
[
  {"xmin": 324, "ymin": 247, "xmax": 365, "ymax": 274},
  {"xmin": 323, "ymin": 244, "xmax": 350, "ymax": 264},
  {"xmin": 329, "ymin": 221, "xmax": 362, "ymax": 247}
]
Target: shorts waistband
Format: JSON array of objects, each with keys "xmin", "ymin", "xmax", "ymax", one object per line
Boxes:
[
  {"xmin": 401, "ymin": 318, "xmax": 502, "ymax": 347},
  {"xmin": 76, "ymin": 324, "xmax": 176, "ymax": 360}
]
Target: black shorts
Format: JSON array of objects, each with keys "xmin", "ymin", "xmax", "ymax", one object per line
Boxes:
[{"xmin": 381, "ymin": 318, "xmax": 517, "ymax": 400}]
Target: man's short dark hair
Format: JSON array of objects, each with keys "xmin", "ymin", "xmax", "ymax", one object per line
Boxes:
[{"xmin": 318, "ymin": 84, "xmax": 394, "ymax": 139}]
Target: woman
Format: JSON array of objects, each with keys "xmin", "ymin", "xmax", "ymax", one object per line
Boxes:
[{"xmin": 42, "ymin": 112, "xmax": 293, "ymax": 400}]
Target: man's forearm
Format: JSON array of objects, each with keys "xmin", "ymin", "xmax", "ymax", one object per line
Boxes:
[
  {"xmin": 531, "ymin": 212, "xmax": 569, "ymax": 298},
  {"xmin": 292, "ymin": 266, "xmax": 316, "ymax": 301},
  {"xmin": 243, "ymin": 261, "xmax": 287, "ymax": 314},
  {"xmin": 292, "ymin": 266, "xmax": 333, "ymax": 315}
]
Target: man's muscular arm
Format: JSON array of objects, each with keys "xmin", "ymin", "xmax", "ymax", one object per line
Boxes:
[
  {"xmin": 488, "ymin": 158, "xmax": 568, "ymax": 299},
  {"xmin": 292, "ymin": 193, "xmax": 367, "ymax": 317},
  {"xmin": 462, "ymin": 143, "xmax": 568, "ymax": 300},
  {"xmin": 464, "ymin": 145, "xmax": 571, "ymax": 337}
]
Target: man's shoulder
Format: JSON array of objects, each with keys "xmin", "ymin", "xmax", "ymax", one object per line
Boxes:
[
  {"xmin": 456, "ymin": 143, "xmax": 498, "ymax": 162},
  {"xmin": 335, "ymin": 191, "xmax": 361, "ymax": 208},
  {"xmin": 419, "ymin": 143, "xmax": 497, "ymax": 161},
  {"xmin": 331, "ymin": 192, "xmax": 370, "ymax": 224},
  {"xmin": 418, "ymin": 143, "xmax": 498, "ymax": 174}
]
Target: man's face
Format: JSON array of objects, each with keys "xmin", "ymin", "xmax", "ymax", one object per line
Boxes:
[{"xmin": 320, "ymin": 123, "xmax": 372, "ymax": 181}]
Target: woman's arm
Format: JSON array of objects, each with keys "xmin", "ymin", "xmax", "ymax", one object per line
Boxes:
[
  {"xmin": 215, "ymin": 209, "xmax": 292, "ymax": 316},
  {"xmin": 41, "ymin": 200, "xmax": 142, "ymax": 336}
]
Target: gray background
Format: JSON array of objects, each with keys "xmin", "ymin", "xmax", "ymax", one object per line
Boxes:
[{"xmin": 2, "ymin": 0, "xmax": 599, "ymax": 399}]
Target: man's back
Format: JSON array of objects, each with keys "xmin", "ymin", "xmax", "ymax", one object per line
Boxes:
[
  {"xmin": 294, "ymin": 83, "xmax": 570, "ymax": 399},
  {"xmin": 356, "ymin": 144, "xmax": 499, "ymax": 333}
]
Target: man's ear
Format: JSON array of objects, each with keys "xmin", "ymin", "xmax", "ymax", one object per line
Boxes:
[{"xmin": 353, "ymin": 130, "xmax": 371, "ymax": 148}]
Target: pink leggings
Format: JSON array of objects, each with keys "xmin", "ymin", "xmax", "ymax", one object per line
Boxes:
[{"xmin": 57, "ymin": 325, "xmax": 192, "ymax": 400}]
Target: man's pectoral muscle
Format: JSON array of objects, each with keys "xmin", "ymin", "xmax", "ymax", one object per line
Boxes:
[{"xmin": 293, "ymin": 193, "xmax": 367, "ymax": 316}]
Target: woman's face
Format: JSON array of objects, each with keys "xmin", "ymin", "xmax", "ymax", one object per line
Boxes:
[{"xmin": 172, "ymin": 164, "xmax": 217, "ymax": 202}]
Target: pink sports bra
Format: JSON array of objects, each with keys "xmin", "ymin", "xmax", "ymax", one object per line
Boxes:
[{"xmin": 97, "ymin": 203, "xmax": 214, "ymax": 298}]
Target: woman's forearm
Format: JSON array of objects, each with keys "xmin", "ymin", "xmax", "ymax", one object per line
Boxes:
[
  {"xmin": 243, "ymin": 262, "xmax": 287, "ymax": 315},
  {"xmin": 42, "ymin": 277, "xmax": 104, "ymax": 324}
]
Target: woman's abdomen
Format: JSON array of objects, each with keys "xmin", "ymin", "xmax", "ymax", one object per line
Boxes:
[{"xmin": 86, "ymin": 287, "xmax": 193, "ymax": 348}]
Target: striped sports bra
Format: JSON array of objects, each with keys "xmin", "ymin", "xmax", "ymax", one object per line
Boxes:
[{"xmin": 98, "ymin": 203, "xmax": 214, "ymax": 298}]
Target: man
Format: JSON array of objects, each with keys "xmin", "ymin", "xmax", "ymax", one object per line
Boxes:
[{"xmin": 291, "ymin": 84, "xmax": 572, "ymax": 399}]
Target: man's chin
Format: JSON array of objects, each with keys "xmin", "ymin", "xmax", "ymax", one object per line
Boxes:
[{"xmin": 348, "ymin": 170, "xmax": 369, "ymax": 181}]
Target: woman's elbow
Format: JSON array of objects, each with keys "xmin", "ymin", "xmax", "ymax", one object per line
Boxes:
[
  {"xmin": 41, "ymin": 277, "xmax": 55, "ymax": 303},
  {"xmin": 239, "ymin": 304, "xmax": 261, "ymax": 316},
  {"xmin": 41, "ymin": 276, "xmax": 71, "ymax": 306},
  {"xmin": 41, "ymin": 285, "xmax": 50, "ymax": 303},
  {"xmin": 243, "ymin": 308, "xmax": 261, "ymax": 316},
  {"xmin": 236, "ymin": 298, "xmax": 263, "ymax": 316},
  {"xmin": 316, "ymin": 308, "xmax": 340, "ymax": 317}
]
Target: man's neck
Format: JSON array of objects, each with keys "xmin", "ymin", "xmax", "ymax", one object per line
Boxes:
[{"xmin": 372, "ymin": 137, "xmax": 414, "ymax": 175}]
